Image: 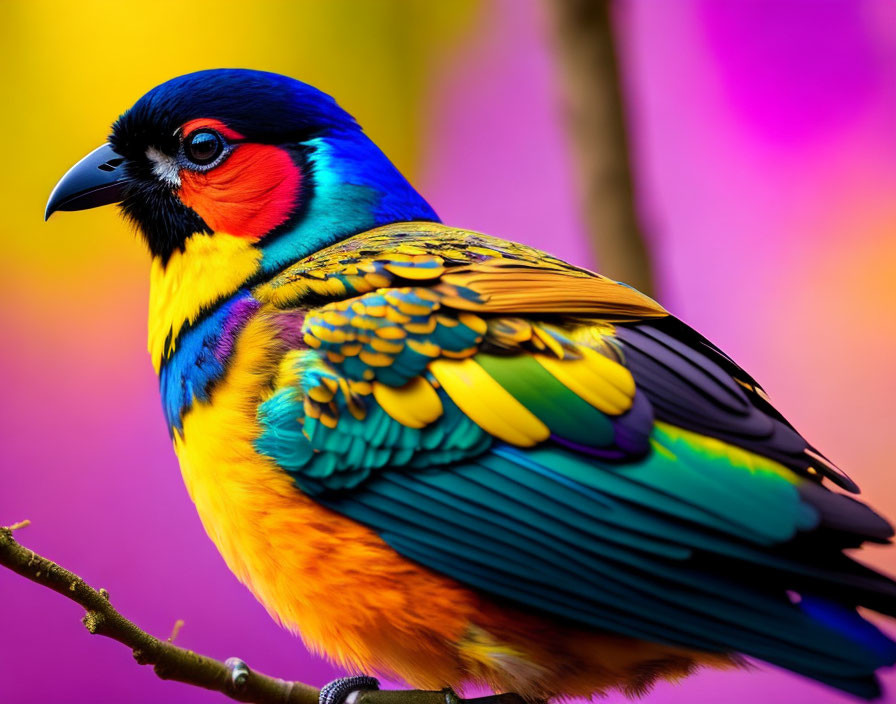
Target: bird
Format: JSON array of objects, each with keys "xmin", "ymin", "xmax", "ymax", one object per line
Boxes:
[{"xmin": 45, "ymin": 69, "xmax": 896, "ymax": 702}]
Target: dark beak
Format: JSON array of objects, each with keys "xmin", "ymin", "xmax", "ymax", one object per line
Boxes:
[{"xmin": 45, "ymin": 143, "xmax": 129, "ymax": 220}]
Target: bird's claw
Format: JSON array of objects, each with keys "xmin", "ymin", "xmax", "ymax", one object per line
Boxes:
[
  {"xmin": 319, "ymin": 675, "xmax": 380, "ymax": 704},
  {"xmin": 225, "ymin": 657, "xmax": 251, "ymax": 692}
]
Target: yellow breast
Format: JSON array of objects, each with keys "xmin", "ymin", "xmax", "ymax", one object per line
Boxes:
[
  {"xmin": 148, "ymin": 233, "xmax": 262, "ymax": 371},
  {"xmin": 171, "ymin": 312, "xmax": 478, "ymax": 682}
]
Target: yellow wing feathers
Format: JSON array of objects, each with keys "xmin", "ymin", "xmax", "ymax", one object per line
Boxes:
[
  {"xmin": 429, "ymin": 357, "xmax": 551, "ymax": 447},
  {"xmin": 373, "ymin": 377, "xmax": 443, "ymax": 429},
  {"xmin": 259, "ymin": 222, "xmax": 653, "ymax": 454},
  {"xmin": 255, "ymin": 222, "xmax": 667, "ymax": 320}
]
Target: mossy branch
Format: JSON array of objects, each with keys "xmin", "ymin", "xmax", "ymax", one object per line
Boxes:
[{"xmin": 0, "ymin": 521, "xmax": 527, "ymax": 704}]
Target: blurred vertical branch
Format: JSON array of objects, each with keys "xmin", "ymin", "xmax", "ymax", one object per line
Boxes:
[{"xmin": 544, "ymin": 0, "xmax": 655, "ymax": 297}]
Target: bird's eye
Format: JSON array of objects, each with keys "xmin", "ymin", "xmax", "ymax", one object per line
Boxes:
[{"xmin": 184, "ymin": 129, "xmax": 224, "ymax": 166}]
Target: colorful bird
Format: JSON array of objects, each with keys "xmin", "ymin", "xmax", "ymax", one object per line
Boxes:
[{"xmin": 46, "ymin": 69, "xmax": 896, "ymax": 701}]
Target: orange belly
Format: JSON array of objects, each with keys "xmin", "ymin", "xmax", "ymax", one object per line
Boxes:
[{"xmin": 173, "ymin": 315, "xmax": 730, "ymax": 701}]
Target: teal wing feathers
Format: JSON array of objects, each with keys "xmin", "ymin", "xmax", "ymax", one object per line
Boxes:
[
  {"xmin": 321, "ymin": 437, "xmax": 896, "ymax": 696},
  {"xmin": 252, "ymin": 223, "xmax": 896, "ymax": 698}
]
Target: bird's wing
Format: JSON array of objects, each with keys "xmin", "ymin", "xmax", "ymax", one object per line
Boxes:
[
  {"xmin": 256, "ymin": 222, "xmax": 666, "ymax": 319},
  {"xmin": 253, "ymin": 224, "xmax": 896, "ymax": 697}
]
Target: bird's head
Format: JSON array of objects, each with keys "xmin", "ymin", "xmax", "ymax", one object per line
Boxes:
[{"xmin": 46, "ymin": 69, "xmax": 438, "ymax": 268}]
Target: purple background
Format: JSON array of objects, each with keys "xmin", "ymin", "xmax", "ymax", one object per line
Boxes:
[{"xmin": 4, "ymin": 1, "xmax": 896, "ymax": 702}]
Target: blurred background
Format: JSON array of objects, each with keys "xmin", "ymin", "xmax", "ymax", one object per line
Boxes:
[{"xmin": 3, "ymin": 1, "xmax": 896, "ymax": 702}]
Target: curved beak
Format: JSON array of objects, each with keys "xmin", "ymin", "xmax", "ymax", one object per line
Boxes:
[{"xmin": 45, "ymin": 143, "xmax": 129, "ymax": 220}]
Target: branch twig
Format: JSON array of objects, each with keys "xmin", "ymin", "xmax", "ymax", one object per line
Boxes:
[
  {"xmin": 168, "ymin": 618, "xmax": 185, "ymax": 643},
  {"xmin": 0, "ymin": 522, "xmax": 527, "ymax": 704},
  {"xmin": 544, "ymin": 0, "xmax": 656, "ymax": 297}
]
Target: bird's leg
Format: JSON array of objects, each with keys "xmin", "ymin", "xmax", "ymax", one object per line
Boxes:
[{"xmin": 319, "ymin": 675, "xmax": 381, "ymax": 704}]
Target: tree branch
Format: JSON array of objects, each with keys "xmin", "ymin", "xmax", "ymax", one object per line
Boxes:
[
  {"xmin": 544, "ymin": 0, "xmax": 656, "ymax": 297},
  {"xmin": 0, "ymin": 522, "xmax": 527, "ymax": 704}
]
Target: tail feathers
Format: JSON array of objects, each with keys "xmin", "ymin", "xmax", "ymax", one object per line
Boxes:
[
  {"xmin": 812, "ymin": 558, "xmax": 896, "ymax": 621},
  {"xmin": 800, "ymin": 596, "xmax": 896, "ymax": 664},
  {"xmin": 793, "ymin": 595, "xmax": 896, "ymax": 698},
  {"xmin": 798, "ymin": 481, "xmax": 894, "ymax": 543}
]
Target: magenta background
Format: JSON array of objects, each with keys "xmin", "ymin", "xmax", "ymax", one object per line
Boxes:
[{"xmin": 4, "ymin": 1, "xmax": 896, "ymax": 702}]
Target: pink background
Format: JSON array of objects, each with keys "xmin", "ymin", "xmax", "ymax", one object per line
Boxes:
[{"xmin": 3, "ymin": 1, "xmax": 896, "ymax": 702}]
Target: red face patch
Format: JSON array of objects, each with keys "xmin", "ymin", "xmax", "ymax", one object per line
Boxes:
[{"xmin": 176, "ymin": 119, "xmax": 301, "ymax": 240}]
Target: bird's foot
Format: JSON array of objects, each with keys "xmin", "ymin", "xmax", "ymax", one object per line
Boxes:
[
  {"xmin": 224, "ymin": 657, "xmax": 251, "ymax": 691},
  {"xmin": 319, "ymin": 675, "xmax": 380, "ymax": 704}
]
